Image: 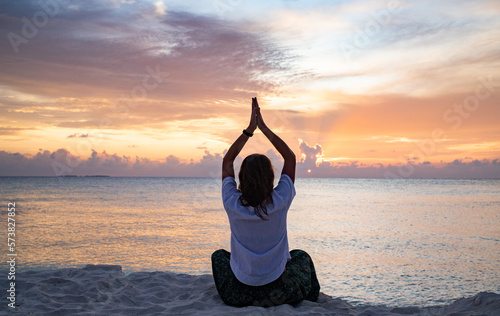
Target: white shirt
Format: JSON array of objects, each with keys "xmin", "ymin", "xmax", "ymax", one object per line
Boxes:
[{"xmin": 222, "ymin": 174, "xmax": 296, "ymax": 286}]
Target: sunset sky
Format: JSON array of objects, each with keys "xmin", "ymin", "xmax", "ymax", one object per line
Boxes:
[{"xmin": 1, "ymin": 0, "xmax": 499, "ymax": 177}]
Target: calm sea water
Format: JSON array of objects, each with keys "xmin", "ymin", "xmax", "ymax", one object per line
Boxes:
[{"xmin": 1, "ymin": 177, "xmax": 499, "ymax": 307}]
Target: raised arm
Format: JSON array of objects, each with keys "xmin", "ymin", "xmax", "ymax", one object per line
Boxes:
[
  {"xmin": 255, "ymin": 98, "xmax": 296, "ymax": 183},
  {"xmin": 222, "ymin": 99, "xmax": 258, "ymax": 180}
]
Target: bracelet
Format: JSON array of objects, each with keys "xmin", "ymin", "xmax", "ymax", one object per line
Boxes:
[{"xmin": 242, "ymin": 129, "xmax": 253, "ymax": 137}]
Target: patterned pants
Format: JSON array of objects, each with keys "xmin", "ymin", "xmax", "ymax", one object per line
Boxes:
[{"xmin": 211, "ymin": 249, "xmax": 320, "ymax": 307}]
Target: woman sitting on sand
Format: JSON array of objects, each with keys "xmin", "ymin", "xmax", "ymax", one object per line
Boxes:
[{"xmin": 211, "ymin": 97, "xmax": 320, "ymax": 307}]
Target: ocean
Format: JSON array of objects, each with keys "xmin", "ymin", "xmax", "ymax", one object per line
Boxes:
[{"xmin": 1, "ymin": 176, "xmax": 499, "ymax": 307}]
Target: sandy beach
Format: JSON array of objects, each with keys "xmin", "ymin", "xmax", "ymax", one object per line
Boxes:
[{"xmin": 3, "ymin": 264, "xmax": 498, "ymax": 315}]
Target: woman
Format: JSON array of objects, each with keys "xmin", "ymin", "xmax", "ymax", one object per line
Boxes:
[{"xmin": 211, "ymin": 97, "xmax": 320, "ymax": 307}]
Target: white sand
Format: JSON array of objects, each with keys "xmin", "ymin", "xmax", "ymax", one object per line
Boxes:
[{"xmin": 6, "ymin": 265, "xmax": 500, "ymax": 315}]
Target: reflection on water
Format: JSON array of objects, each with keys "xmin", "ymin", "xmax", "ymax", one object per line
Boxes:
[{"xmin": 0, "ymin": 177, "xmax": 499, "ymax": 307}]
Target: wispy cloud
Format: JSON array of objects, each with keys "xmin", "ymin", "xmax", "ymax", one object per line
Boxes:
[
  {"xmin": 154, "ymin": 1, "xmax": 167, "ymax": 16},
  {"xmin": 0, "ymin": 3, "xmax": 303, "ymax": 99},
  {"xmin": 67, "ymin": 133, "xmax": 90, "ymax": 138}
]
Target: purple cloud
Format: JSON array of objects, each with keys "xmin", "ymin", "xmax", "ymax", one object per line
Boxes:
[{"xmin": 1, "ymin": 145, "xmax": 499, "ymax": 179}]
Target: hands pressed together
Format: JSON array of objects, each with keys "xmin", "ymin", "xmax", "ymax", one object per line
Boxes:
[
  {"xmin": 223, "ymin": 96, "xmax": 295, "ymax": 181},
  {"xmin": 246, "ymin": 97, "xmax": 266, "ymax": 134}
]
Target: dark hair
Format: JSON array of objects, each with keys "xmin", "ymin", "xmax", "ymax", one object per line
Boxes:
[{"xmin": 238, "ymin": 154, "xmax": 274, "ymax": 220}]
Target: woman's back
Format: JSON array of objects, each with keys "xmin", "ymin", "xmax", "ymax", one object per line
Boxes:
[{"xmin": 222, "ymin": 173, "xmax": 296, "ymax": 286}]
